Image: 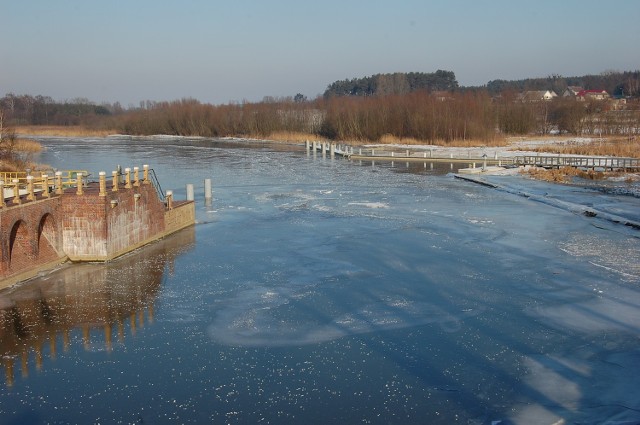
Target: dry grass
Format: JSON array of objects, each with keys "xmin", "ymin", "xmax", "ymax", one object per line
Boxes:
[
  {"xmin": 264, "ymin": 131, "xmax": 510, "ymax": 147},
  {"xmin": 13, "ymin": 138, "xmax": 43, "ymax": 153},
  {"xmin": 523, "ymin": 166, "xmax": 636, "ymax": 183},
  {"xmin": 14, "ymin": 125, "xmax": 117, "ymax": 137},
  {"xmin": 528, "ymin": 137, "xmax": 640, "ymax": 158},
  {"xmin": 265, "ymin": 131, "xmax": 328, "ymax": 143},
  {"xmin": 378, "ymin": 133, "xmax": 509, "ymax": 147}
]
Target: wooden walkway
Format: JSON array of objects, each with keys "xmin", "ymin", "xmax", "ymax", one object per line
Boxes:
[
  {"xmin": 513, "ymin": 155, "xmax": 640, "ymax": 171},
  {"xmin": 304, "ymin": 141, "xmax": 640, "ymax": 171}
]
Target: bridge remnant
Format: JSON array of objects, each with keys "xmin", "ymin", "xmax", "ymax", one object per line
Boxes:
[{"xmin": 0, "ymin": 166, "xmax": 195, "ymax": 289}]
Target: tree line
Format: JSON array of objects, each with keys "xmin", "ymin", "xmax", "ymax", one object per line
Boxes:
[
  {"xmin": 323, "ymin": 70, "xmax": 458, "ymax": 98},
  {"xmin": 0, "ymin": 94, "xmax": 116, "ymax": 127},
  {"xmin": 484, "ymin": 70, "xmax": 640, "ymax": 97},
  {"xmin": 1, "ymin": 70, "xmax": 639, "ymax": 143}
]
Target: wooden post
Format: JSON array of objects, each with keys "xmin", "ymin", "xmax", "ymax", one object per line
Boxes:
[
  {"xmin": 143, "ymin": 165, "xmax": 150, "ymax": 184},
  {"xmin": 12, "ymin": 179, "xmax": 21, "ymax": 204},
  {"xmin": 99, "ymin": 172, "xmax": 107, "ymax": 197},
  {"xmin": 0, "ymin": 180, "xmax": 5, "ymax": 208},
  {"xmin": 76, "ymin": 173, "xmax": 83, "ymax": 195},
  {"xmin": 166, "ymin": 190, "xmax": 173, "ymax": 210},
  {"xmin": 133, "ymin": 166, "xmax": 140, "ymax": 187},
  {"xmin": 124, "ymin": 168, "xmax": 131, "ymax": 189},
  {"xmin": 26, "ymin": 175, "xmax": 35, "ymax": 201},
  {"xmin": 41, "ymin": 175, "xmax": 50, "ymax": 198},
  {"xmin": 112, "ymin": 171, "xmax": 119, "ymax": 192},
  {"xmin": 55, "ymin": 172, "xmax": 63, "ymax": 195}
]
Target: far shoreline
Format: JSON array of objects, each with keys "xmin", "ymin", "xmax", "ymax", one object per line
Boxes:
[{"xmin": 14, "ymin": 125, "xmax": 640, "ymax": 185}]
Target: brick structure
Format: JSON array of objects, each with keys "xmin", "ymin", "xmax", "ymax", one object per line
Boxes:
[
  {"xmin": 0, "ymin": 197, "xmax": 64, "ymax": 284},
  {"xmin": 0, "ymin": 167, "xmax": 195, "ymax": 289}
]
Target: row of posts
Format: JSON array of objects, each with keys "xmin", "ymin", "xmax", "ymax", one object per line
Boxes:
[
  {"xmin": 0, "ymin": 165, "xmax": 152, "ymax": 208},
  {"xmin": 303, "ymin": 140, "xmax": 503, "ymax": 162},
  {"xmin": 305, "ymin": 140, "xmax": 355, "ymax": 158},
  {"xmin": 98, "ymin": 165, "xmax": 151, "ymax": 196},
  {"xmin": 2, "ymin": 166, "xmax": 211, "ymax": 210},
  {"xmin": 184, "ymin": 178, "xmax": 213, "ymax": 206}
]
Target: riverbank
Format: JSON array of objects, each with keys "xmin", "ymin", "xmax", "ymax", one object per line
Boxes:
[{"xmin": 13, "ymin": 126, "xmax": 640, "ymax": 186}]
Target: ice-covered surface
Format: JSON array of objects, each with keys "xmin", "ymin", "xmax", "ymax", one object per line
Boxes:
[
  {"xmin": 0, "ymin": 136, "xmax": 638, "ymax": 424},
  {"xmin": 368, "ymin": 136, "xmax": 617, "ymax": 159}
]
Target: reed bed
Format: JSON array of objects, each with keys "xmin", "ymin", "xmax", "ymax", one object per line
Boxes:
[
  {"xmin": 265, "ymin": 131, "xmax": 328, "ymax": 143},
  {"xmin": 13, "ymin": 138, "xmax": 43, "ymax": 153},
  {"xmin": 528, "ymin": 137, "xmax": 640, "ymax": 158},
  {"xmin": 524, "ymin": 166, "xmax": 639, "ymax": 184},
  {"xmin": 14, "ymin": 126, "xmax": 117, "ymax": 137},
  {"xmin": 378, "ymin": 133, "xmax": 509, "ymax": 147}
]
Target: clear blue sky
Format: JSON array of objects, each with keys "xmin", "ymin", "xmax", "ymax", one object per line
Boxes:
[{"xmin": 2, "ymin": 0, "xmax": 638, "ymax": 106}]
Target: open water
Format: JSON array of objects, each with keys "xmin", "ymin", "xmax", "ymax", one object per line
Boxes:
[{"xmin": 1, "ymin": 137, "xmax": 639, "ymax": 424}]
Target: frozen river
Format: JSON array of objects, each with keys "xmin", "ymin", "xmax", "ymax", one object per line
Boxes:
[{"xmin": 1, "ymin": 137, "xmax": 639, "ymax": 424}]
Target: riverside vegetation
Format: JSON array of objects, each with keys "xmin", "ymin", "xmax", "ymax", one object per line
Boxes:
[{"xmin": 2, "ymin": 70, "xmax": 640, "ymax": 159}]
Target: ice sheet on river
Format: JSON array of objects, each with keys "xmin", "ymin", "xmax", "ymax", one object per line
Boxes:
[
  {"xmin": 202, "ymin": 170, "xmax": 640, "ymax": 424},
  {"xmin": 23, "ymin": 139, "xmax": 640, "ymax": 424}
]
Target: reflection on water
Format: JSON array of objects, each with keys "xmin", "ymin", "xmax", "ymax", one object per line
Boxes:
[{"xmin": 0, "ymin": 227, "xmax": 195, "ymax": 387}]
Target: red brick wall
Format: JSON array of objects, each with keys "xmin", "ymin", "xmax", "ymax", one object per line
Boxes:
[
  {"xmin": 60, "ymin": 182, "xmax": 167, "ymax": 261},
  {"xmin": 2, "ymin": 177, "xmax": 191, "ymax": 285},
  {"xmin": 0, "ymin": 197, "xmax": 64, "ymax": 279}
]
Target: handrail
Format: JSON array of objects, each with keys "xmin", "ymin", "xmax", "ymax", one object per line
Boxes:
[
  {"xmin": 513, "ymin": 155, "xmax": 640, "ymax": 170},
  {"xmin": 1, "ymin": 166, "xmax": 167, "ymax": 205},
  {"xmin": 147, "ymin": 168, "xmax": 165, "ymax": 201},
  {"xmin": 0, "ymin": 170, "xmax": 90, "ymax": 186}
]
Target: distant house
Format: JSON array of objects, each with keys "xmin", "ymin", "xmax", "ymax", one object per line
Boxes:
[
  {"xmin": 519, "ymin": 90, "xmax": 558, "ymax": 102},
  {"xmin": 576, "ymin": 89, "xmax": 610, "ymax": 101},
  {"xmin": 563, "ymin": 86, "xmax": 583, "ymax": 97},
  {"xmin": 431, "ymin": 90, "xmax": 454, "ymax": 101}
]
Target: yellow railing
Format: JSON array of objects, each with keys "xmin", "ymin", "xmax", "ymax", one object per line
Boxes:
[
  {"xmin": 1, "ymin": 170, "xmax": 90, "ymax": 204},
  {"xmin": 0, "ymin": 170, "xmax": 89, "ymax": 186}
]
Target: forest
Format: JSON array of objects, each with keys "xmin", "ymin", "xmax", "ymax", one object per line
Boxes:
[{"xmin": 1, "ymin": 70, "xmax": 639, "ymax": 145}]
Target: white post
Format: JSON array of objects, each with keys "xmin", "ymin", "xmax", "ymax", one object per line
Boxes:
[
  {"xmin": 204, "ymin": 178, "xmax": 212, "ymax": 202},
  {"xmin": 186, "ymin": 184, "xmax": 194, "ymax": 201}
]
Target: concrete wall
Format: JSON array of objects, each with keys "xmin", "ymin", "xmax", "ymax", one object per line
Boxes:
[{"xmin": 165, "ymin": 201, "xmax": 196, "ymax": 236}]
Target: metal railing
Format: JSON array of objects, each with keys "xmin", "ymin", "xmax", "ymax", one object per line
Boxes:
[
  {"xmin": 513, "ymin": 155, "xmax": 640, "ymax": 171},
  {"xmin": 147, "ymin": 168, "xmax": 165, "ymax": 201}
]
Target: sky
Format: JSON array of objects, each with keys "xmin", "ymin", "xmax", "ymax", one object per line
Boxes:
[{"xmin": 1, "ymin": 0, "xmax": 639, "ymax": 106}]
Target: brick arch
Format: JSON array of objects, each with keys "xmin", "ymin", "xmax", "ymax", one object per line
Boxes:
[
  {"xmin": 0, "ymin": 231, "xmax": 4, "ymax": 273},
  {"xmin": 37, "ymin": 213, "xmax": 61, "ymax": 261},
  {"xmin": 9, "ymin": 219, "xmax": 34, "ymax": 271}
]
